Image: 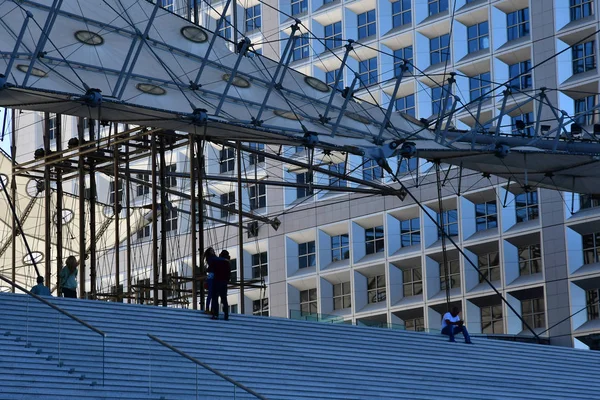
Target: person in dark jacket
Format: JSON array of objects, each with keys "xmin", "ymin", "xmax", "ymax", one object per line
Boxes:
[{"xmin": 205, "ymin": 247, "xmax": 231, "ymax": 320}]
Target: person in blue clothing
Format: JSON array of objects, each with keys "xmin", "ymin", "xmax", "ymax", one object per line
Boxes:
[
  {"xmin": 30, "ymin": 276, "xmax": 51, "ymax": 296},
  {"xmin": 204, "ymin": 247, "xmax": 216, "ymax": 314},
  {"xmin": 59, "ymin": 255, "xmax": 78, "ymax": 299}
]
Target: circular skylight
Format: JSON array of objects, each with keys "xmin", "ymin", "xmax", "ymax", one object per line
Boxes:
[
  {"xmin": 23, "ymin": 251, "xmax": 44, "ymax": 265},
  {"xmin": 103, "ymin": 205, "xmax": 115, "ymax": 219},
  {"xmin": 273, "ymin": 109, "xmax": 303, "ymax": 121},
  {"xmin": 16, "ymin": 64, "xmax": 47, "ymax": 78},
  {"xmin": 345, "ymin": 112, "xmax": 371, "ymax": 125},
  {"xmin": 181, "ymin": 26, "xmax": 208, "ymax": 43},
  {"xmin": 222, "ymin": 74, "xmax": 251, "ymax": 88},
  {"xmin": 53, "ymin": 209, "xmax": 74, "ymax": 225},
  {"xmin": 136, "ymin": 83, "xmax": 166, "ymax": 95},
  {"xmin": 26, "ymin": 179, "xmax": 44, "ymax": 198},
  {"xmin": 304, "ymin": 76, "xmax": 330, "ymax": 93},
  {"xmin": 74, "ymin": 30, "xmax": 104, "ymax": 46}
]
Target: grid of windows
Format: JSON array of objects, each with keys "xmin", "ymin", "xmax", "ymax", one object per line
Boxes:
[
  {"xmin": 440, "ymin": 259, "xmax": 460, "ymax": 290},
  {"xmin": 331, "ymin": 234, "xmax": 350, "ymax": 261},
  {"xmin": 357, "ymin": 10, "xmax": 376, "ymax": 39},
  {"xmin": 333, "ymin": 282, "xmax": 351, "ymax": 310},
  {"xmin": 365, "ymin": 226, "xmax": 385, "ymax": 254},
  {"xmin": 475, "ymin": 201, "xmax": 498, "ymax": 231},
  {"xmin": 518, "ymin": 244, "xmax": 542, "ymax": 276},
  {"xmin": 394, "ymin": 46, "xmax": 413, "ymax": 76},
  {"xmin": 575, "ymin": 96, "xmax": 596, "ymax": 126},
  {"xmin": 220, "ymin": 191, "xmax": 235, "ymax": 218},
  {"xmin": 515, "ymin": 191, "xmax": 539, "ymax": 222},
  {"xmin": 300, "ymin": 288, "xmax": 318, "ymax": 314},
  {"xmin": 586, "ymin": 289, "xmax": 599, "ymax": 321},
  {"xmin": 293, "ymin": 33, "xmax": 310, "ymax": 61},
  {"xmin": 251, "ymin": 252, "xmax": 268, "ymax": 278},
  {"xmin": 481, "ymin": 305, "xmax": 503, "ymax": 334},
  {"xmin": 324, "ymin": 22, "xmax": 342, "ymax": 49},
  {"xmin": 402, "ymin": 267, "xmax": 422, "ymax": 297},
  {"xmin": 506, "ymin": 8, "xmax": 530, "ymax": 41},
  {"xmin": 405, "ymin": 317, "xmax": 424, "ymax": 331},
  {"xmin": 580, "ymin": 194, "xmax": 600, "ymax": 209},
  {"xmin": 329, "ymin": 162, "xmax": 346, "ymax": 187},
  {"xmin": 249, "ymin": 183, "xmax": 266, "ymax": 210},
  {"xmin": 298, "ymin": 241, "xmax": 316, "ymax": 269},
  {"xmin": 395, "ymin": 95, "xmax": 415, "ymax": 117},
  {"xmin": 572, "ymin": 41, "xmax": 596, "ymax": 74},
  {"xmin": 511, "ymin": 112, "xmax": 535, "ymax": 137},
  {"xmin": 253, "ymin": 298, "xmax": 269, "ymax": 316},
  {"xmin": 248, "ymin": 143, "xmax": 265, "ymax": 165},
  {"xmin": 582, "ymin": 232, "xmax": 600, "ymax": 264},
  {"xmin": 220, "ymin": 147, "xmax": 235, "ymax": 173},
  {"xmin": 428, "ymin": 0, "xmax": 448, "ymax": 16},
  {"xmin": 109, "ymin": 181, "xmax": 123, "ymax": 204},
  {"xmin": 478, "ymin": 252, "xmax": 500, "ymax": 282},
  {"xmin": 570, "ymin": 0, "xmax": 594, "ymax": 21},
  {"xmin": 165, "ymin": 164, "xmax": 176, "ymax": 188},
  {"xmin": 508, "ymin": 60, "xmax": 532, "ymax": 91},
  {"xmin": 398, "ymin": 157, "xmax": 418, "ymax": 174},
  {"xmin": 164, "ymin": 207, "xmax": 178, "ymax": 232},
  {"xmin": 430, "ymin": 34, "xmax": 450, "ymax": 65},
  {"xmin": 367, "ymin": 275, "xmax": 386, "ymax": 304},
  {"xmin": 245, "ymin": 5, "xmax": 261, "ymax": 32},
  {"xmin": 291, "ymin": 0, "xmax": 307, "ymax": 15},
  {"xmin": 296, "ymin": 171, "xmax": 313, "ymax": 199},
  {"xmin": 326, "ymin": 69, "xmax": 343, "ymax": 90},
  {"xmin": 363, "ymin": 157, "xmax": 382, "ymax": 181},
  {"xmin": 136, "ymin": 174, "xmax": 150, "ymax": 196},
  {"xmin": 522, "ymin": 298, "xmax": 545, "ymax": 329},
  {"xmin": 392, "ymin": 0, "xmax": 411, "ymax": 28},
  {"xmin": 400, "ymin": 217, "xmax": 420, "ymax": 247},
  {"xmin": 219, "ymin": 15, "xmax": 232, "ymax": 40},
  {"xmin": 358, "ymin": 57, "xmax": 378, "ymax": 87},
  {"xmin": 469, "ymin": 72, "xmax": 491, "ymax": 102},
  {"xmin": 467, "ymin": 21, "xmax": 489, "ymax": 53},
  {"xmin": 432, "ymin": 84, "xmax": 451, "ymax": 115},
  {"xmin": 437, "ymin": 209, "xmax": 458, "ymax": 239}
]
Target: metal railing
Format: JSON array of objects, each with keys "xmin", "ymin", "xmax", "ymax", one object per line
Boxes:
[
  {"xmin": 0, "ymin": 274, "xmax": 107, "ymax": 385},
  {"xmin": 289, "ymin": 309, "xmax": 346, "ymax": 323},
  {"xmin": 147, "ymin": 334, "xmax": 269, "ymax": 400}
]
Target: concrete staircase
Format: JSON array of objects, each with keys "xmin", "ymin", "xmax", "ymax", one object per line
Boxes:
[{"xmin": 1, "ymin": 292, "xmax": 599, "ymax": 399}]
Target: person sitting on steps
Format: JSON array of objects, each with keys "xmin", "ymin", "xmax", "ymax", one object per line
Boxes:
[{"xmin": 441, "ymin": 307, "xmax": 472, "ymax": 344}]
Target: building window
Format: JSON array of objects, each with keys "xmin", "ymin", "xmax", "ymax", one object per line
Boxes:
[
  {"xmin": 392, "ymin": 0, "xmax": 411, "ymax": 27},
  {"xmin": 248, "ymin": 143, "xmax": 265, "ymax": 165},
  {"xmin": 400, "ymin": 217, "xmax": 420, "ymax": 247},
  {"xmin": 253, "ymin": 298, "xmax": 269, "ymax": 316},
  {"xmin": 575, "ymin": 95, "xmax": 597, "ymax": 126},
  {"xmin": 437, "ymin": 209, "xmax": 458, "ymax": 239},
  {"xmin": 570, "ymin": 0, "xmax": 594, "ymax": 21},
  {"xmin": 220, "ymin": 191, "xmax": 235, "ymax": 219},
  {"xmin": 430, "ymin": 34, "xmax": 450, "ymax": 65},
  {"xmin": 109, "ymin": 181, "xmax": 123, "ymax": 204},
  {"xmin": 229, "ymin": 258, "xmax": 237, "ymax": 282},
  {"xmin": 398, "ymin": 157, "xmax": 418, "ymax": 174},
  {"xmin": 515, "ymin": 191, "xmax": 538, "ymax": 222},
  {"xmin": 329, "ymin": 162, "xmax": 346, "ymax": 187},
  {"xmin": 333, "ymin": 282, "xmax": 351, "ymax": 310},
  {"xmin": 245, "ymin": 5, "xmax": 261, "ymax": 32},
  {"xmin": 363, "ymin": 157, "xmax": 382, "ymax": 181},
  {"xmin": 136, "ymin": 174, "xmax": 150, "ymax": 196},
  {"xmin": 331, "ymin": 234, "xmax": 349, "ymax": 261},
  {"xmin": 580, "ymin": 194, "xmax": 600, "ymax": 210},
  {"xmin": 367, "ymin": 275, "xmax": 386, "ymax": 304},
  {"xmin": 251, "ymin": 251, "xmax": 268, "ymax": 278},
  {"xmin": 405, "ymin": 317, "xmax": 424, "ymax": 331},
  {"xmin": 467, "ymin": 21, "xmax": 489, "ymax": 53},
  {"xmin": 432, "ymin": 84, "xmax": 451, "ymax": 115},
  {"xmin": 159, "ymin": 0, "xmax": 174, "ymax": 11},
  {"xmin": 164, "ymin": 207, "xmax": 177, "ymax": 232},
  {"xmin": 137, "ymin": 225, "xmax": 150, "ymax": 241},
  {"xmin": 298, "ymin": 241, "xmax": 316, "ymax": 269},
  {"xmin": 357, "ymin": 10, "xmax": 376, "ymax": 40},
  {"xmin": 394, "ymin": 46, "xmax": 413, "ymax": 76},
  {"xmin": 518, "ymin": 244, "xmax": 542, "ymax": 276},
  {"xmin": 165, "ymin": 164, "xmax": 176, "ymax": 188},
  {"xmin": 508, "ymin": 60, "xmax": 532, "ymax": 91},
  {"xmin": 511, "ymin": 112, "xmax": 535, "ymax": 137},
  {"xmin": 296, "ymin": 171, "xmax": 313, "ymax": 198},
  {"xmin": 358, "ymin": 57, "xmax": 378, "ymax": 87},
  {"xmin": 395, "ymin": 95, "xmax": 416, "ymax": 119},
  {"xmin": 365, "ymin": 226, "xmax": 385, "ymax": 254},
  {"xmin": 481, "ymin": 305, "xmax": 503, "ymax": 334},
  {"xmin": 402, "ymin": 267, "xmax": 422, "ymax": 297},
  {"xmin": 324, "ymin": 22, "xmax": 342, "ymax": 49},
  {"xmin": 292, "ymin": 33, "xmax": 310, "ymax": 61},
  {"xmin": 572, "ymin": 41, "xmax": 596, "ymax": 74},
  {"xmin": 219, "ymin": 15, "xmax": 232, "ymax": 40},
  {"xmin": 469, "ymin": 72, "xmax": 491, "ymax": 102},
  {"xmin": 291, "ymin": 0, "xmax": 307, "ymax": 15},
  {"xmin": 326, "ymin": 69, "xmax": 343, "ymax": 90},
  {"xmin": 586, "ymin": 289, "xmax": 599, "ymax": 320},
  {"xmin": 300, "ymin": 288, "xmax": 318, "ymax": 314},
  {"xmin": 428, "ymin": 0, "xmax": 448, "ymax": 16},
  {"xmin": 440, "ymin": 259, "xmax": 460, "ymax": 290},
  {"xmin": 229, "ymin": 304, "xmax": 238, "ymax": 315},
  {"xmin": 249, "ymin": 183, "xmax": 266, "ymax": 210},
  {"xmin": 220, "ymin": 147, "xmax": 235, "ymax": 173},
  {"xmin": 522, "ymin": 298, "xmax": 545, "ymax": 329},
  {"xmin": 582, "ymin": 232, "xmax": 600, "ymax": 264},
  {"xmin": 475, "ymin": 201, "xmax": 497, "ymax": 231},
  {"xmin": 478, "ymin": 252, "xmax": 500, "ymax": 282},
  {"xmin": 47, "ymin": 113, "xmax": 57, "ymax": 140},
  {"xmin": 507, "ymin": 8, "xmax": 530, "ymax": 41}
]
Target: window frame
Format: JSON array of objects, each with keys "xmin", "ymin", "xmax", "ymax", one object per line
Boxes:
[
  {"xmin": 429, "ymin": 34, "xmax": 450, "ymax": 66},
  {"xmin": 249, "ymin": 183, "xmax": 266, "ymax": 210},
  {"xmin": 358, "ymin": 57, "xmax": 378, "ymax": 87},
  {"xmin": 572, "ymin": 41, "xmax": 596, "ymax": 75},
  {"xmin": 582, "ymin": 232, "xmax": 600, "ymax": 264},
  {"xmin": 475, "ymin": 200, "xmax": 498, "ymax": 231},
  {"xmin": 437, "ymin": 209, "xmax": 458, "ymax": 239},
  {"xmin": 521, "ymin": 297, "xmax": 545, "ymax": 329},
  {"xmin": 392, "ymin": 0, "xmax": 411, "ymax": 28},
  {"xmin": 251, "ymin": 251, "xmax": 268, "ymax": 279},
  {"xmin": 291, "ymin": 0, "xmax": 308, "ymax": 15},
  {"xmin": 570, "ymin": 0, "xmax": 594, "ymax": 22},
  {"xmin": 518, "ymin": 244, "xmax": 542, "ymax": 276},
  {"xmin": 400, "ymin": 217, "xmax": 420, "ymax": 247},
  {"xmin": 367, "ymin": 274, "xmax": 386, "ymax": 304},
  {"xmin": 515, "ymin": 191, "xmax": 539, "ymax": 222},
  {"xmin": 481, "ymin": 304, "xmax": 503, "ymax": 334},
  {"xmin": 468, "ymin": 72, "xmax": 491, "ymax": 102},
  {"xmin": 357, "ymin": 9, "xmax": 377, "ymax": 40},
  {"xmin": 395, "ymin": 94, "xmax": 416, "ymax": 117},
  {"xmin": 300, "ymin": 288, "xmax": 318, "ymax": 314},
  {"xmin": 331, "ymin": 233, "xmax": 350, "ymax": 261},
  {"xmin": 324, "ymin": 21, "xmax": 343, "ymax": 49},
  {"xmin": 253, "ymin": 298, "xmax": 269, "ymax": 316},
  {"xmin": 298, "ymin": 240, "xmax": 316, "ymax": 269},
  {"xmin": 508, "ymin": 60, "xmax": 532, "ymax": 91},
  {"xmin": 333, "ymin": 282, "xmax": 351, "ymax": 310},
  {"xmin": 440, "ymin": 259, "xmax": 461, "ymax": 290},
  {"xmin": 292, "ymin": 33, "xmax": 310, "ymax": 61},
  {"xmin": 220, "ymin": 147, "xmax": 235, "ymax": 173},
  {"xmin": 245, "ymin": 4, "xmax": 261, "ymax": 32},
  {"xmin": 296, "ymin": 171, "xmax": 313, "ymax": 199},
  {"xmin": 478, "ymin": 251, "xmax": 500, "ymax": 282},
  {"xmin": 363, "ymin": 157, "xmax": 383, "ymax": 181},
  {"xmin": 402, "ymin": 267, "xmax": 423, "ymax": 297},
  {"xmin": 220, "ymin": 191, "xmax": 236, "ymax": 219},
  {"xmin": 428, "ymin": 0, "xmax": 448, "ymax": 16},
  {"xmin": 365, "ymin": 225, "xmax": 385, "ymax": 255},
  {"xmin": 506, "ymin": 8, "xmax": 530, "ymax": 41},
  {"xmin": 574, "ymin": 95, "xmax": 597, "ymax": 126},
  {"xmin": 467, "ymin": 21, "xmax": 489, "ymax": 54}
]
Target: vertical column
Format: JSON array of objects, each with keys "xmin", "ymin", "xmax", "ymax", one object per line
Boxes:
[
  {"xmin": 55, "ymin": 114, "xmax": 63, "ymax": 291},
  {"xmin": 159, "ymin": 137, "xmax": 168, "ymax": 307},
  {"xmin": 10, "ymin": 109, "xmax": 16, "ymax": 292},
  {"xmin": 113, "ymin": 123, "xmax": 120, "ymax": 301},
  {"xmin": 189, "ymin": 134, "xmax": 198, "ymax": 310},
  {"xmin": 89, "ymin": 121, "xmax": 97, "ymax": 299},
  {"xmin": 125, "ymin": 137, "xmax": 132, "ymax": 303},
  {"xmin": 237, "ymin": 141, "xmax": 245, "ymax": 313},
  {"xmin": 151, "ymin": 133, "xmax": 159, "ymax": 305},
  {"xmin": 43, "ymin": 112, "xmax": 51, "ymax": 286},
  {"xmin": 77, "ymin": 117, "xmax": 86, "ymax": 298},
  {"xmin": 197, "ymin": 138, "xmax": 205, "ymax": 310}
]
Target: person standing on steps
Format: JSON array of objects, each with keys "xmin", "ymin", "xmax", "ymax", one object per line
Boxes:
[
  {"xmin": 205, "ymin": 248, "xmax": 231, "ymax": 320},
  {"xmin": 59, "ymin": 255, "xmax": 78, "ymax": 299},
  {"xmin": 30, "ymin": 276, "xmax": 51, "ymax": 296},
  {"xmin": 204, "ymin": 248, "xmax": 216, "ymax": 314},
  {"xmin": 441, "ymin": 307, "xmax": 472, "ymax": 344}
]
